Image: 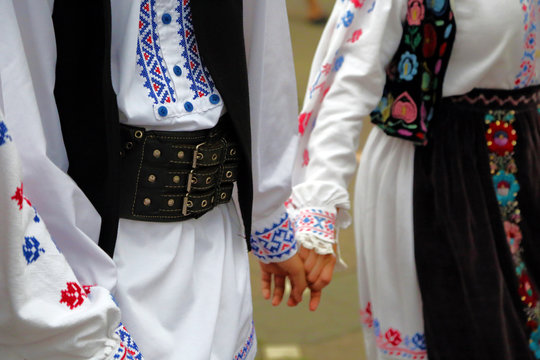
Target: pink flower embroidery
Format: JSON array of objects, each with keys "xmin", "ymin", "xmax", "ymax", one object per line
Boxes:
[
  {"xmin": 385, "ymin": 328, "xmax": 403, "ymax": 346},
  {"xmin": 504, "ymin": 221, "xmax": 523, "ymax": 254},
  {"xmin": 298, "ymin": 112, "xmax": 312, "ymax": 135},
  {"xmin": 407, "ymin": 0, "xmax": 425, "ymax": 26},
  {"xmin": 350, "ymin": 0, "xmax": 365, "ymax": 8},
  {"xmin": 391, "ymin": 92, "xmax": 417, "ymax": 123},
  {"xmin": 302, "ymin": 149, "xmax": 310, "ymax": 167}
]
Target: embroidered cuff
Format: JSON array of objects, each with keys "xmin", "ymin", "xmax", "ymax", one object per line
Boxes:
[
  {"xmin": 294, "ymin": 208, "xmax": 336, "ymax": 255},
  {"xmin": 250, "ymin": 210, "xmax": 297, "ymax": 263},
  {"xmin": 109, "ymin": 323, "xmax": 144, "ymax": 360}
]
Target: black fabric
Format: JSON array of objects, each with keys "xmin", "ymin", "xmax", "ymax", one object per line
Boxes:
[
  {"xmin": 413, "ymin": 87, "xmax": 540, "ymax": 359},
  {"xmin": 53, "ymin": 0, "xmax": 254, "ymax": 255},
  {"xmin": 191, "ymin": 0, "xmax": 253, "ymax": 245},
  {"xmin": 52, "ymin": 0, "xmax": 120, "ymax": 257}
]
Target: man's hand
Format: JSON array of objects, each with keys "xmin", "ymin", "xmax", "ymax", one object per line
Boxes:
[
  {"xmin": 298, "ymin": 245, "xmax": 337, "ymax": 311},
  {"xmin": 259, "ymin": 254, "xmax": 307, "ymax": 307}
]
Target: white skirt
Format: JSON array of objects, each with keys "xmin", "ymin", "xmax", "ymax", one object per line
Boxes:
[
  {"xmin": 354, "ymin": 127, "xmax": 427, "ymax": 360},
  {"xmin": 112, "ymin": 202, "xmax": 256, "ymax": 360}
]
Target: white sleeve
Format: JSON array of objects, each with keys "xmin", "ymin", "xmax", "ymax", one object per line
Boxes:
[
  {"xmin": 0, "ymin": 0, "xmax": 118, "ymax": 289},
  {"xmin": 243, "ymin": 0, "xmax": 300, "ymax": 263},
  {"xmin": 0, "ymin": 113, "xmax": 144, "ymax": 360},
  {"xmin": 290, "ymin": 0, "xmax": 406, "ymax": 245}
]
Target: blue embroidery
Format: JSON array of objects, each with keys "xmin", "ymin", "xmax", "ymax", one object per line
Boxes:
[
  {"xmin": 251, "ymin": 212, "xmax": 297, "ymax": 262},
  {"xmin": 113, "ymin": 323, "xmax": 144, "ymax": 360},
  {"xmin": 234, "ymin": 321, "xmax": 256, "ymax": 360},
  {"xmin": 22, "ymin": 236, "xmax": 45, "ymax": 265},
  {"xmin": 137, "ymin": 0, "xmax": 177, "ymax": 105},
  {"xmin": 342, "ymin": 10, "xmax": 354, "ymax": 27},
  {"xmin": 175, "ymin": 0, "xmax": 216, "ymax": 100},
  {"xmin": 0, "ymin": 121, "xmax": 12, "ymax": 146}
]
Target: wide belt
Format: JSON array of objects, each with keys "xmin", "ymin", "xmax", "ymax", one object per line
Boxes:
[{"xmin": 118, "ymin": 115, "xmax": 240, "ymax": 222}]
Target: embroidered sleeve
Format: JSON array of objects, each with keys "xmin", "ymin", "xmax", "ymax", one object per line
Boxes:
[
  {"xmin": 0, "ymin": 117, "xmax": 144, "ymax": 360},
  {"xmin": 250, "ymin": 206, "xmax": 297, "ymax": 263},
  {"xmin": 294, "ymin": 207, "xmax": 337, "ymax": 255}
]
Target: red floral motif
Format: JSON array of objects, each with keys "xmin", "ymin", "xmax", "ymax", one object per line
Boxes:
[
  {"xmin": 422, "ymin": 23, "xmax": 437, "ymax": 58},
  {"xmin": 360, "ymin": 302, "xmax": 374, "ymax": 328},
  {"xmin": 350, "ymin": 0, "xmax": 365, "ymax": 8},
  {"xmin": 11, "ymin": 183, "xmax": 31, "ymax": 210},
  {"xmin": 298, "ymin": 112, "xmax": 312, "ymax": 135},
  {"xmin": 384, "ymin": 328, "xmax": 403, "ymax": 346},
  {"xmin": 348, "ymin": 29, "xmax": 363, "ymax": 43},
  {"xmin": 486, "ymin": 121, "xmax": 517, "ymax": 155},
  {"xmin": 519, "ymin": 273, "xmax": 539, "ymax": 308},
  {"xmin": 60, "ymin": 282, "xmax": 87, "ymax": 310},
  {"xmin": 407, "ymin": 0, "xmax": 425, "ymax": 26}
]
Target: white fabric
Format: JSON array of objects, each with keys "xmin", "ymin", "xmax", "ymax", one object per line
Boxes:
[
  {"xmin": 0, "ymin": 112, "xmax": 141, "ymax": 360},
  {"xmin": 293, "ymin": 0, "xmax": 540, "ymax": 359},
  {"xmin": 110, "ymin": 0, "xmax": 298, "ymax": 359}
]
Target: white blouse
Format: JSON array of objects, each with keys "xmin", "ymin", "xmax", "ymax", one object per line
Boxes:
[{"xmin": 291, "ymin": 0, "xmax": 540, "ymax": 246}]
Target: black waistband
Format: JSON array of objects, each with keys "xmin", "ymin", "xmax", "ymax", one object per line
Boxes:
[
  {"xmin": 443, "ymin": 85, "xmax": 540, "ymax": 110},
  {"xmin": 118, "ymin": 114, "xmax": 241, "ymax": 222}
]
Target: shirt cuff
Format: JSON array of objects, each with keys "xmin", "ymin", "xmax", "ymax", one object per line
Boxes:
[
  {"xmin": 108, "ymin": 323, "xmax": 144, "ymax": 360},
  {"xmin": 293, "ymin": 207, "xmax": 336, "ymax": 255},
  {"xmin": 250, "ymin": 206, "xmax": 297, "ymax": 263}
]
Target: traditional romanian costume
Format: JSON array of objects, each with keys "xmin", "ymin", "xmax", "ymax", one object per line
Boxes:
[{"xmin": 292, "ymin": 0, "xmax": 540, "ymax": 358}]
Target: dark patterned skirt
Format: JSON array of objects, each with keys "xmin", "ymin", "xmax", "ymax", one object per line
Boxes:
[{"xmin": 413, "ymin": 86, "xmax": 540, "ymax": 359}]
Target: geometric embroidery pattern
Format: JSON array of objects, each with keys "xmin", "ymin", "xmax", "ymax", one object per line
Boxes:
[
  {"xmin": 59, "ymin": 282, "xmax": 87, "ymax": 310},
  {"xmin": 175, "ymin": 0, "xmax": 216, "ymax": 100},
  {"xmin": 137, "ymin": 0, "xmax": 177, "ymax": 105},
  {"xmin": 294, "ymin": 208, "xmax": 336, "ymax": 241},
  {"xmin": 234, "ymin": 321, "xmax": 255, "ymax": 360},
  {"xmin": 113, "ymin": 323, "xmax": 144, "ymax": 360},
  {"xmin": 0, "ymin": 121, "xmax": 12, "ymax": 146},
  {"xmin": 22, "ymin": 236, "xmax": 45, "ymax": 265},
  {"xmin": 251, "ymin": 212, "xmax": 297, "ymax": 262},
  {"xmin": 360, "ymin": 302, "xmax": 427, "ymax": 359}
]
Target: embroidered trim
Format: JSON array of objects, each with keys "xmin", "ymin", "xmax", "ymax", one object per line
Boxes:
[
  {"xmin": 59, "ymin": 282, "xmax": 88, "ymax": 310},
  {"xmin": 113, "ymin": 323, "xmax": 144, "ymax": 360},
  {"xmin": 137, "ymin": 0, "xmax": 177, "ymax": 105},
  {"xmin": 175, "ymin": 0, "xmax": 216, "ymax": 100},
  {"xmin": 294, "ymin": 208, "xmax": 336, "ymax": 242},
  {"xmin": 0, "ymin": 121, "xmax": 12, "ymax": 146},
  {"xmin": 251, "ymin": 212, "xmax": 297, "ymax": 262},
  {"xmin": 450, "ymin": 92, "xmax": 540, "ymax": 107},
  {"xmin": 22, "ymin": 236, "xmax": 46, "ymax": 265},
  {"xmin": 361, "ymin": 302, "xmax": 427, "ymax": 359},
  {"xmin": 515, "ymin": 0, "xmax": 539, "ymax": 88},
  {"xmin": 234, "ymin": 321, "xmax": 256, "ymax": 360},
  {"xmin": 485, "ymin": 109, "xmax": 540, "ymax": 358}
]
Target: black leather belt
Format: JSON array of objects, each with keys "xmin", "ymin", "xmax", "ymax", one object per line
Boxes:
[{"xmin": 118, "ymin": 115, "xmax": 240, "ymax": 222}]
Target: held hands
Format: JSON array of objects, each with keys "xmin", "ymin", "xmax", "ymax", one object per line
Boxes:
[{"xmin": 258, "ymin": 244, "xmax": 337, "ymax": 311}]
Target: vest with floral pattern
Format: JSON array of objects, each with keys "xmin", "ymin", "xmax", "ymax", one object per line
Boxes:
[{"xmin": 370, "ymin": 0, "xmax": 456, "ymax": 145}]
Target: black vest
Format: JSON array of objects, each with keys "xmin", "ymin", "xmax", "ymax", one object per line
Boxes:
[
  {"xmin": 52, "ymin": 0, "xmax": 253, "ymax": 257},
  {"xmin": 370, "ymin": 0, "xmax": 456, "ymax": 145}
]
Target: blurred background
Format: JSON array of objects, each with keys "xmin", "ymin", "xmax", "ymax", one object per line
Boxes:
[{"xmin": 249, "ymin": 1, "xmax": 371, "ymax": 359}]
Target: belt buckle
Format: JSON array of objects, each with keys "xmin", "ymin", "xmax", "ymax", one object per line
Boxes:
[{"xmin": 183, "ymin": 141, "xmax": 206, "ymax": 216}]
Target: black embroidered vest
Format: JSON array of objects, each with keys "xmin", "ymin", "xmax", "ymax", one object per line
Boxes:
[{"xmin": 370, "ymin": 0, "xmax": 456, "ymax": 145}]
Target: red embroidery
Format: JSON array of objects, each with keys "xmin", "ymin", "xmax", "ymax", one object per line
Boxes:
[
  {"xmin": 11, "ymin": 183, "xmax": 32, "ymax": 210},
  {"xmin": 60, "ymin": 282, "xmax": 87, "ymax": 310},
  {"xmin": 385, "ymin": 328, "xmax": 403, "ymax": 346},
  {"xmin": 348, "ymin": 29, "xmax": 363, "ymax": 43},
  {"xmin": 298, "ymin": 112, "xmax": 312, "ymax": 135},
  {"xmin": 302, "ymin": 149, "xmax": 310, "ymax": 167},
  {"xmin": 350, "ymin": 0, "xmax": 365, "ymax": 8}
]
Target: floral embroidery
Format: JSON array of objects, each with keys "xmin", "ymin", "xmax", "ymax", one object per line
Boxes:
[
  {"xmin": 0, "ymin": 121, "xmax": 12, "ymax": 146},
  {"xmin": 361, "ymin": 302, "xmax": 427, "ymax": 359},
  {"xmin": 234, "ymin": 321, "xmax": 256, "ymax": 360},
  {"xmin": 341, "ymin": 10, "xmax": 355, "ymax": 27},
  {"xmin": 371, "ymin": 0, "xmax": 455, "ymax": 145},
  {"xmin": 407, "ymin": 0, "xmax": 425, "ymax": 26},
  {"xmin": 485, "ymin": 109, "xmax": 540, "ymax": 357},
  {"xmin": 137, "ymin": 0, "xmax": 176, "ymax": 105},
  {"xmin": 298, "ymin": 112, "xmax": 312, "ymax": 135},
  {"xmin": 22, "ymin": 236, "xmax": 45, "ymax": 265},
  {"xmin": 175, "ymin": 0, "xmax": 217, "ymax": 100},
  {"xmin": 515, "ymin": 0, "xmax": 538, "ymax": 88},
  {"xmin": 251, "ymin": 212, "xmax": 297, "ymax": 263},
  {"xmin": 113, "ymin": 323, "xmax": 144, "ymax": 360},
  {"xmin": 60, "ymin": 282, "xmax": 87, "ymax": 310},
  {"xmin": 294, "ymin": 208, "xmax": 336, "ymax": 241},
  {"xmin": 351, "ymin": 0, "xmax": 365, "ymax": 8},
  {"xmin": 302, "ymin": 148, "xmax": 310, "ymax": 167},
  {"xmin": 398, "ymin": 52, "xmax": 419, "ymax": 81}
]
